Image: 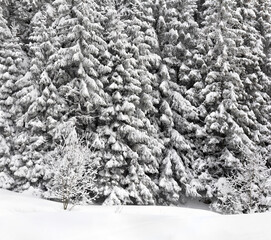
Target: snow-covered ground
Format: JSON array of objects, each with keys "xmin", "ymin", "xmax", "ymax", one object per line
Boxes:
[{"xmin": 0, "ymin": 189, "xmax": 270, "ymax": 240}]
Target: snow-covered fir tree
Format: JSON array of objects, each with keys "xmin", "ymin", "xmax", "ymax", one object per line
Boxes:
[
  {"xmin": 194, "ymin": 0, "xmax": 271, "ymax": 213},
  {"xmin": 13, "ymin": 3, "xmax": 57, "ymax": 190},
  {"xmin": 0, "ymin": 6, "xmax": 28, "ymax": 190},
  {"xmin": 120, "ymin": 0, "xmax": 165, "ymax": 204},
  {"xmin": 47, "ymin": 0, "xmax": 107, "ymax": 132},
  {"xmin": 255, "ymin": 0, "xmax": 271, "ymax": 167},
  {"xmin": 91, "ymin": 1, "xmax": 164, "ymax": 205},
  {"xmin": 152, "ymin": 0, "xmax": 205, "ymax": 204}
]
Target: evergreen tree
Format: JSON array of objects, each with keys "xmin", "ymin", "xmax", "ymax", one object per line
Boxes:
[
  {"xmin": 194, "ymin": 0, "xmax": 271, "ymax": 212},
  {"xmin": 22, "ymin": 0, "xmax": 109, "ymax": 192},
  {"xmin": 14, "ymin": 3, "xmax": 58, "ymax": 190},
  {"xmin": 2, "ymin": 0, "xmax": 41, "ymax": 53},
  {"xmin": 255, "ymin": 0, "xmax": 271, "ymax": 167},
  {"xmin": 91, "ymin": 1, "xmax": 164, "ymax": 205},
  {"xmin": 152, "ymin": 0, "xmax": 205, "ymax": 204},
  {"xmin": 0, "ymin": 7, "xmax": 28, "ymax": 190},
  {"xmin": 237, "ymin": 0, "xmax": 271, "ymax": 160},
  {"xmin": 47, "ymin": 0, "xmax": 107, "ymax": 133}
]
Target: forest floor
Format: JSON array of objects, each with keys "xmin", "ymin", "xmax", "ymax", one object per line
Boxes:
[{"xmin": 0, "ymin": 189, "xmax": 270, "ymax": 240}]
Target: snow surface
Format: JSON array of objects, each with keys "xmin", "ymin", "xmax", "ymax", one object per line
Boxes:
[{"xmin": 0, "ymin": 189, "xmax": 270, "ymax": 240}]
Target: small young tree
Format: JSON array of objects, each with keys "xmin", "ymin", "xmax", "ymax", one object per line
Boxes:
[
  {"xmin": 233, "ymin": 150, "xmax": 271, "ymax": 213},
  {"xmin": 211, "ymin": 148, "xmax": 271, "ymax": 214},
  {"xmin": 47, "ymin": 127, "xmax": 97, "ymax": 210}
]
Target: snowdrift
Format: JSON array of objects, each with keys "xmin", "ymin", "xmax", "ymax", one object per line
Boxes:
[{"xmin": 0, "ymin": 189, "xmax": 270, "ymax": 240}]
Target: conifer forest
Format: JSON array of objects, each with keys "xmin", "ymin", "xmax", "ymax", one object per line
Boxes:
[{"xmin": 1, "ymin": 0, "xmax": 271, "ymax": 214}]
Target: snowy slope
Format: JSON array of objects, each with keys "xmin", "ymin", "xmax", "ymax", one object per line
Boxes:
[{"xmin": 0, "ymin": 189, "xmax": 270, "ymax": 240}]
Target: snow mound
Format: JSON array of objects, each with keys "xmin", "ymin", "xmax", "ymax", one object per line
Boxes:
[{"xmin": 0, "ymin": 189, "xmax": 270, "ymax": 240}]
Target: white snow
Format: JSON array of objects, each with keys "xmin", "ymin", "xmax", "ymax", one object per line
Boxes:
[{"xmin": 0, "ymin": 189, "xmax": 271, "ymax": 240}]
